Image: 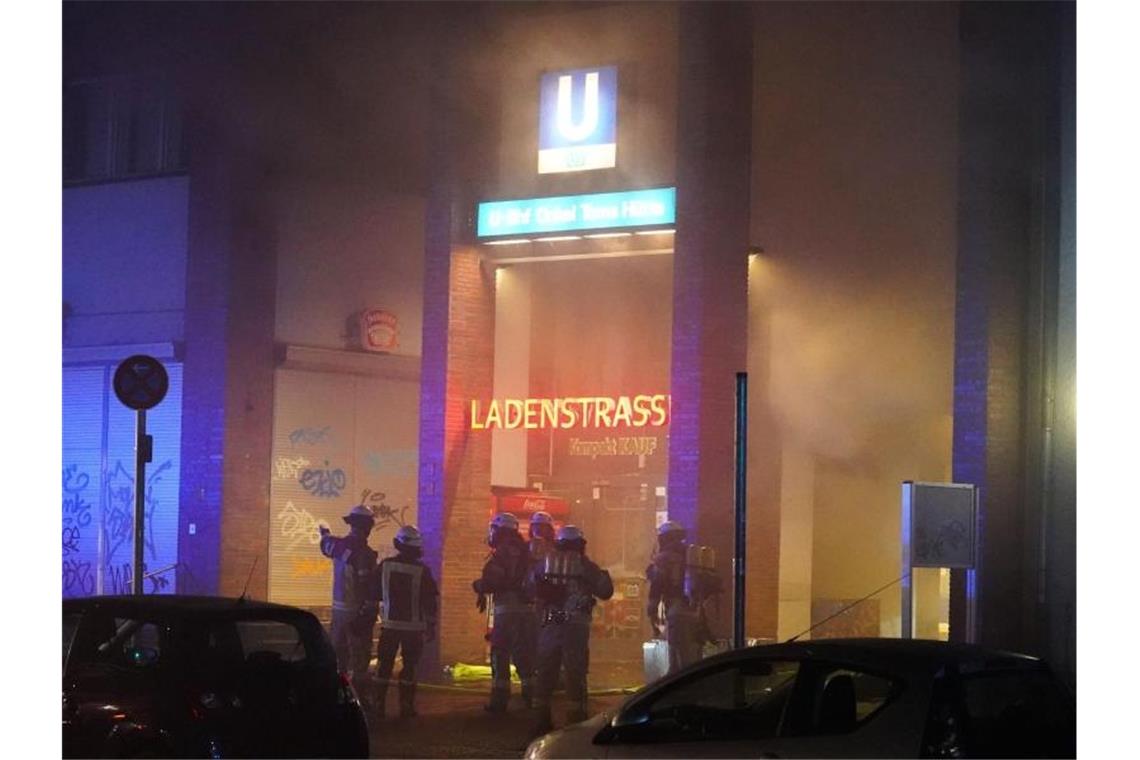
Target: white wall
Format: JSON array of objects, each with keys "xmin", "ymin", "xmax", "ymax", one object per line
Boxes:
[{"xmin": 62, "ymin": 176, "xmax": 189, "ymax": 347}]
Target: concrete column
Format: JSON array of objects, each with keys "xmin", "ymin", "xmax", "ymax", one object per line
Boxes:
[{"xmin": 491, "ymin": 266, "xmax": 531, "ymax": 488}]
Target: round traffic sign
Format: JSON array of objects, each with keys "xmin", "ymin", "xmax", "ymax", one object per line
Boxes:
[{"xmin": 113, "ymin": 355, "xmax": 170, "ymax": 411}]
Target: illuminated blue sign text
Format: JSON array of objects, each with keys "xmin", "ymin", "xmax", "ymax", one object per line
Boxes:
[{"xmin": 477, "ymin": 188, "xmax": 676, "ymax": 238}]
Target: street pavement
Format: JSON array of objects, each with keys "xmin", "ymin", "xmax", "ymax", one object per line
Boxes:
[{"xmin": 366, "ymin": 663, "xmax": 643, "ymax": 758}]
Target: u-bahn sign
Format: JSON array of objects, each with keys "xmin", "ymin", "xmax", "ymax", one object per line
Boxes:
[
  {"xmin": 538, "ymin": 65, "xmax": 618, "ymax": 174},
  {"xmin": 113, "ymin": 355, "xmax": 169, "ymax": 411}
]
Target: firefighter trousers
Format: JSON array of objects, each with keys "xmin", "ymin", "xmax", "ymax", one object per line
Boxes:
[
  {"xmin": 330, "ymin": 608, "xmax": 375, "ymax": 689},
  {"xmin": 666, "ymin": 607, "xmax": 702, "ymax": 674},
  {"xmin": 488, "ymin": 610, "xmax": 536, "ymax": 709},
  {"xmin": 375, "ymin": 627, "xmax": 424, "ymax": 716},
  {"xmin": 534, "ymin": 620, "xmax": 591, "ymax": 723}
]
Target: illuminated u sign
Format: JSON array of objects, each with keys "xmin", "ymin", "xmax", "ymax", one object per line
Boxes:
[
  {"xmin": 556, "ymin": 72, "xmax": 600, "ymax": 141},
  {"xmin": 538, "ymin": 66, "xmax": 617, "ymax": 174}
]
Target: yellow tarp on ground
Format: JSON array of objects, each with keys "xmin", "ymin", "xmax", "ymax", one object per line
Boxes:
[{"xmin": 447, "ymin": 662, "xmax": 520, "ymax": 683}]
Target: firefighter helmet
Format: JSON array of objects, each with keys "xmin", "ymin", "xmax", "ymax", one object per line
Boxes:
[
  {"xmin": 555, "ymin": 524, "xmax": 586, "ymax": 552},
  {"xmin": 343, "ymin": 504, "xmax": 376, "ymax": 527},
  {"xmin": 488, "ymin": 512, "xmax": 520, "ymax": 546},
  {"xmin": 657, "ymin": 520, "xmax": 686, "ymax": 538},
  {"xmin": 394, "ymin": 524, "xmax": 423, "ymax": 550}
]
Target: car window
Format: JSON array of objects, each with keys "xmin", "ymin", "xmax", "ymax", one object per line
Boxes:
[
  {"xmin": 782, "ymin": 663, "xmax": 901, "ymax": 737},
  {"xmin": 87, "ymin": 617, "xmax": 166, "ymax": 669},
  {"xmin": 63, "ymin": 612, "xmax": 82, "ymax": 668},
  {"xmin": 959, "ymin": 669, "xmax": 1075, "ymax": 758},
  {"xmin": 236, "ymin": 619, "xmax": 308, "ymax": 664},
  {"xmin": 618, "ymin": 659, "xmax": 800, "ymax": 743}
]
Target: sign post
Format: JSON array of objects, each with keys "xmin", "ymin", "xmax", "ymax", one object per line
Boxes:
[
  {"xmin": 733, "ymin": 373, "xmax": 748, "ymax": 649},
  {"xmin": 112, "ymin": 355, "xmax": 169, "ymax": 595},
  {"xmin": 900, "ymin": 481, "xmax": 978, "ymax": 641}
]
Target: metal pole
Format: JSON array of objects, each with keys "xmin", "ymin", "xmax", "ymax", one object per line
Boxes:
[
  {"xmin": 900, "ymin": 482, "xmax": 914, "ymax": 638},
  {"xmin": 733, "ymin": 372, "xmax": 748, "ymax": 649},
  {"xmin": 133, "ymin": 409, "xmax": 148, "ymax": 595}
]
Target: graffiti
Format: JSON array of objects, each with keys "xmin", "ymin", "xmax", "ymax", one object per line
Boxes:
[
  {"xmin": 62, "ymin": 559, "xmax": 95, "ymax": 597},
  {"xmin": 299, "ymin": 461, "xmax": 347, "ymax": 498},
  {"xmin": 63, "ymin": 464, "xmax": 94, "ymax": 560},
  {"xmin": 62, "ymin": 525, "xmax": 82, "ymax": 555},
  {"xmin": 362, "ymin": 450, "xmax": 418, "ymax": 478},
  {"xmin": 289, "ymin": 426, "xmax": 331, "ymax": 447},
  {"xmin": 360, "ymin": 489, "xmax": 410, "ymax": 530},
  {"xmin": 291, "ymin": 557, "xmax": 329, "ymax": 580},
  {"xmin": 915, "ymin": 520, "xmax": 968, "ymax": 564},
  {"xmin": 278, "ymin": 501, "xmax": 324, "ymax": 551},
  {"xmin": 63, "ymin": 466, "xmax": 93, "ymax": 529},
  {"xmin": 103, "ymin": 459, "xmax": 173, "ymax": 565},
  {"xmin": 104, "ymin": 562, "xmax": 170, "ymax": 595},
  {"xmin": 274, "ymin": 455, "xmax": 311, "ymax": 480}
]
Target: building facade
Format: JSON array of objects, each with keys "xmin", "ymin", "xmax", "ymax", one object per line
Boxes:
[{"xmin": 62, "ymin": 1, "xmax": 1076, "ymax": 685}]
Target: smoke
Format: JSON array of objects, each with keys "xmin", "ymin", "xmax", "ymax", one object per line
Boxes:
[{"xmin": 757, "ymin": 256, "xmax": 954, "ymax": 469}]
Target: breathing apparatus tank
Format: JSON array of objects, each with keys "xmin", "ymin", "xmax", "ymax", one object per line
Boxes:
[{"xmin": 683, "ymin": 544, "xmax": 718, "ymax": 606}]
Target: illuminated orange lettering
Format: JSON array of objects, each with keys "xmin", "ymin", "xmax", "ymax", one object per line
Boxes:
[
  {"xmin": 540, "ymin": 398, "xmax": 558, "ymax": 428},
  {"xmin": 524, "ymin": 399, "xmax": 540, "ymax": 429},
  {"xmin": 471, "ymin": 400, "xmax": 485, "ymax": 430},
  {"xmin": 613, "ymin": 396, "xmax": 633, "ymax": 427},
  {"xmin": 504, "ymin": 399, "xmax": 524, "ymax": 429},
  {"xmin": 596, "ymin": 397, "xmax": 616, "ymax": 428},
  {"xmin": 650, "ymin": 394, "xmax": 669, "ymax": 426},
  {"xmin": 560, "ymin": 399, "xmax": 578, "ymax": 429},
  {"xmin": 485, "ymin": 400, "xmax": 503, "ymax": 429},
  {"xmin": 632, "ymin": 395, "xmax": 652, "ymax": 426}
]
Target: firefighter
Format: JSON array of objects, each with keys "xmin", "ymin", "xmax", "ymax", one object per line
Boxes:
[
  {"xmin": 472, "ymin": 512, "xmax": 535, "ymax": 712},
  {"xmin": 374, "ymin": 524, "xmax": 438, "ymax": 720},
  {"xmin": 530, "ymin": 525, "xmax": 614, "ymax": 734},
  {"xmin": 645, "ymin": 520, "xmax": 702, "ymax": 674},
  {"xmin": 528, "ymin": 511, "xmax": 556, "ymax": 563},
  {"xmin": 318, "ymin": 505, "xmax": 379, "ymax": 699}
]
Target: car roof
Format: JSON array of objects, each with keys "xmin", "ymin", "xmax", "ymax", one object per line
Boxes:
[
  {"xmin": 707, "ymin": 637, "xmax": 1043, "ymax": 675},
  {"xmin": 62, "ymin": 594, "xmax": 315, "ymax": 621}
]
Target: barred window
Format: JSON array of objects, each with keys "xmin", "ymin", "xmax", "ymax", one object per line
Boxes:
[{"xmin": 63, "ymin": 74, "xmax": 186, "ymax": 184}]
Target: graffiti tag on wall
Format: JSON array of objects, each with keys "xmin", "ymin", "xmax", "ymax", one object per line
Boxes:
[
  {"xmin": 299, "ymin": 461, "xmax": 347, "ymax": 498},
  {"xmin": 289, "ymin": 426, "xmax": 331, "ymax": 446},
  {"xmin": 278, "ymin": 501, "xmax": 324, "ymax": 551}
]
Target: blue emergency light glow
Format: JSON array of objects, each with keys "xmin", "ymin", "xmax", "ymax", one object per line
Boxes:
[{"xmin": 476, "ymin": 187, "xmax": 676, "ymax": 239}]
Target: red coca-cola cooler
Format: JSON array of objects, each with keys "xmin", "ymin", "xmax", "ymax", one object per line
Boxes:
[{"xmin": 490, "ymin": 486, "xmax": 570, "ymax": 538}]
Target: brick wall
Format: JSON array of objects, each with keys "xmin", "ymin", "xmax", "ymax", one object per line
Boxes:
[{"xmin": 669, "ymin": 3, "xmax": 762, "ymax": 638}]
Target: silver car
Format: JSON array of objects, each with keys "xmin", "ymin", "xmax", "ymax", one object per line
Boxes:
[{"xmin": 525, "ymin": 638, "xmax": 1075, "ymax": 758}]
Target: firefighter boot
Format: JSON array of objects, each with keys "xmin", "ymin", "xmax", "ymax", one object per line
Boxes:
[
  {"xmin": 373, "ymin": 679, "xmax": 388, "ymax": 721},
  {"xmin": 484, "ymin": 686, "xmax": 509, "ymax": 713},
  {"xmin": 398, "ymin": 682, "xmax": 418, "ymax": 718},
  {"xmin": 520, "ymin": 680, "xmax": 534, "ymax": 709}
]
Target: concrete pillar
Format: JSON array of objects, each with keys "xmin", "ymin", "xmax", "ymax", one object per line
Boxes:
[{"xmin": 492, "ymin": 266, "xmax": 532, "ymax": 488}]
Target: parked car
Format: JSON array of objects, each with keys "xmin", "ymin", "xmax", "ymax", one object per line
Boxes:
[
  {"xmin": 63, "ymin": 595, "xmax": 369, "ymax": 758},
  {"xmin": 525, "ymin": 638, "xmax": 1075, "ymax": 758}
]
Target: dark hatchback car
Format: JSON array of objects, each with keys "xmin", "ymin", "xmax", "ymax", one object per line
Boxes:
[
  {"xmin": 526, "ymin": 638, "xmax": 1076, "ymax": 758},
  {"xmin": 63, "ymin": 595, "xmax": 369, "ymax": 758}
]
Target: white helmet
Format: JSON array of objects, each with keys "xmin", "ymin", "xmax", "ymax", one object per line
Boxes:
[
  {"xmin": 394, "ymin": 525, "xmax": 423, "ymax": 549},
  {"xmin": 657, "ymin": 520, "xmax": 686, "ymax": 538}
]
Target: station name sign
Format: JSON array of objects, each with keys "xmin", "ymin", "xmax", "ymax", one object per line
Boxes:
[
  {"xmin": 470, "ymin": 394, "xmax": 671, "ymax": 431},
  {"xmin": 477, "ymin": 187, "xmax": 675, "ymax": 238}
]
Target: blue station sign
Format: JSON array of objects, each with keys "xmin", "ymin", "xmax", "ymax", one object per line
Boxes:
[
  {"xmin": 476, "ymin": 187, "xmax": 676, "ymax": 239},
  {"xmin": 538, "ymin": 66, "xmax": 618, "ymax": 174}
]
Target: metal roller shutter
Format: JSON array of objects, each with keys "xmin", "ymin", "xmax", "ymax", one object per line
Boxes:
[
  {"xmin": 268, "ymin": 368, "xmax": 420, "ymax": 607},
  {"xmin": 62, "ymin": 362, "xmax": 183, "ymax": 597}
]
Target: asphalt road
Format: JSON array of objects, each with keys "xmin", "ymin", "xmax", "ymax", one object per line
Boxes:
[{"xmin": 367, "ymin": 686, "xmax": 629, "ymax": 758}]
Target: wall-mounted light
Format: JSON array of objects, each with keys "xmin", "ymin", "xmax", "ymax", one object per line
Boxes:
[{"xmin": 485, "ymin": 238, "xmax": 532, "ymax": 246}]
